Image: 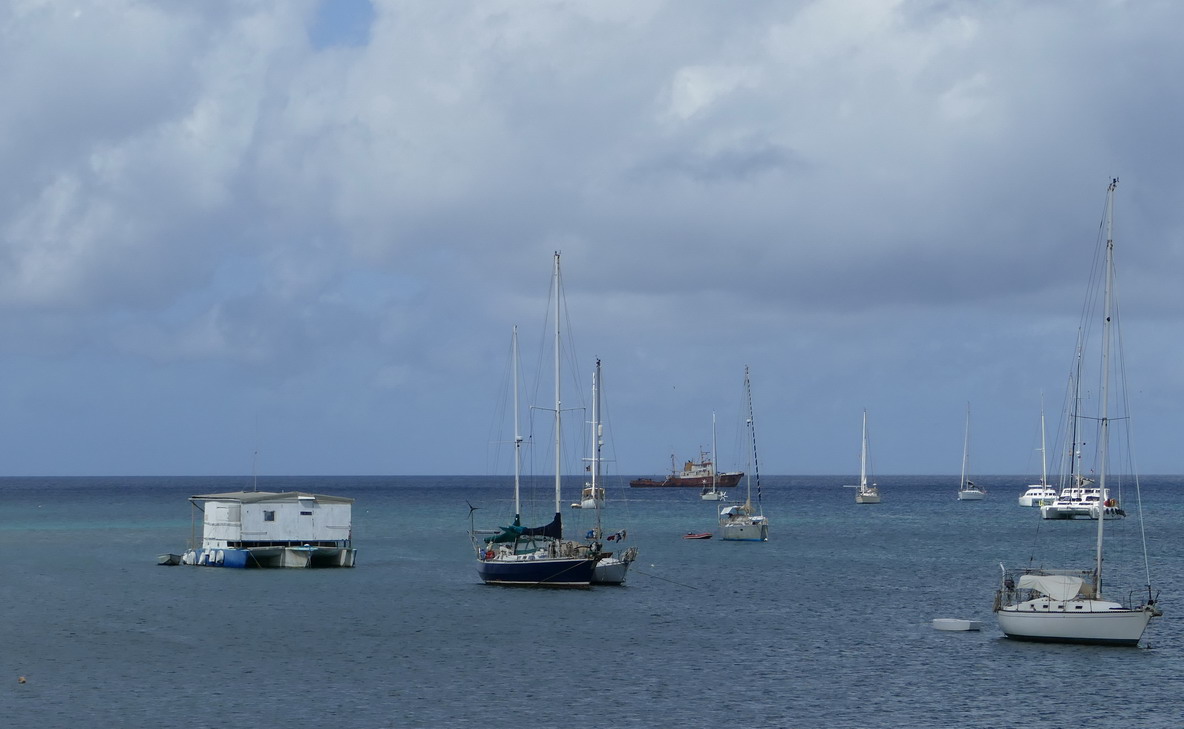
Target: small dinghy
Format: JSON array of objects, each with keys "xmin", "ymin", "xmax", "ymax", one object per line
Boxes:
[
  {"xmin": 683, "ymin": 532, "xmax": 713, "ymax": 540},
  {"xmin": 932, "ymin": 618, "xmax": 983, "ymax": 632}
]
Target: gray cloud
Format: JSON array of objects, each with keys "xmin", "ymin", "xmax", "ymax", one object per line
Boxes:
[{"xmin": 0, "ymin": 0, "xmax": 1181, "ymax": 475}]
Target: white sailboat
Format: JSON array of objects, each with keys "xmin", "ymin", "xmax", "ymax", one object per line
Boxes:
[
  {"xmin": 1018, "ymin": 398, "xmax": 1057, "ymax": 506},
  {"xmin": 700, "ymin": 412, "xmax": 728, "ymax": 501},
  {"xmin": 570, "ymin": 485, "xmax": 605, "ymax": 510},
  {"xmin": 995, "ymin": 179, "xmax": 1160, "ymax": 645},
  {"xmin": 956, "ymin": 404, "xmax": 986, "ymax": 501},
  {"xmin": 719, "ymin": 367, "xmax": 769, "ymax": 541},
  {"xmin": 474, "ymin": 256, "xmax": 600, "ymax": 587},
  {"xmin": 853, "ymin": 410, "xmax": 880, "ymax": 504},
  {"xmin": 585, "ymin": 358, "xmax": 638, "ymax": 585}
]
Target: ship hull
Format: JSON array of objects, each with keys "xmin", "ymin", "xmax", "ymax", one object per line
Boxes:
[
  {"xmin": 630, "ymin": 472, "xmax": 744, "ymax": 488},
  {"xmin": 477, "ymin": 556, "xmax": 596, "ymax": 587}
]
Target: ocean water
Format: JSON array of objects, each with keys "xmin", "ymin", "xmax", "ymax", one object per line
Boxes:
[{"xmin": 2, "ymin": 474, "xmax": 1182, "ymax": 729}]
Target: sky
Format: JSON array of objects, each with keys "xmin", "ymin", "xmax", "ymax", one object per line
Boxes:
[{"xmin": 2, "ymin": 0, "xmax": 1182, "ymax": 477}]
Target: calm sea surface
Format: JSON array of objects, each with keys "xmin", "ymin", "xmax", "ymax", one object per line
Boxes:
[{"xmin": 2, "ymin": 474, "xmax": 1182, "ymax": 728}]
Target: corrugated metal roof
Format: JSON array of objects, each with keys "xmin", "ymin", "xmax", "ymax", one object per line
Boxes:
[{"xmin": 188, "ymin": 491, "xmax": 355, "ymax": 504}]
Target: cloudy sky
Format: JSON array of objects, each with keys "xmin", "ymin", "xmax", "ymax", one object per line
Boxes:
[{"xmin": 2, "ymin": 0, "xmax": 1182, "ymax": 477}]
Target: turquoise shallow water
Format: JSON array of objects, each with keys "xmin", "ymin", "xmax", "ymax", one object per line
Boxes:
[{"xmin": 2, "ymin": 474, "xmax": 1182, "ymax": 728}]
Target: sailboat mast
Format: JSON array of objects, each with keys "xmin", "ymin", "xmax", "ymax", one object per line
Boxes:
[
  {"xmin": 1039, "ymin": 393, "xmax": 1048, "ymax": 486},
  {"xmin": 744, "ymin": 366, "xmax": 761, "ymax": 510},
  {"xmin": 1070, "ymin": 351, "xmax": 1083, "ymax": 488},
  {"xmin": 512, "ymin": 326, "xmax": 522, "ymax": 519},
  {"xmin": 961, "ymin": 403, "xmax": 970, "ymax": 490},
  {"xmin": 592, "ymin": 358, "xmax": 603, "ymax": 535},
  {"xmin": 711, "ymin": 411, "xmax": 718, "ymax": 494},
  {"xmin": 591, "ymin": 360, "xmax": 598, "ymax": 495},
  {"xmin": 860, "ymin": 410, "xmax": 868, "ymax": 490},
  {"xmin": 1095, "ymin": 178, "xmax": 1117, "ymax": 591},
  {"xmin": 553, "ymin": 252, "xmax": 562, "ymax": 517}
]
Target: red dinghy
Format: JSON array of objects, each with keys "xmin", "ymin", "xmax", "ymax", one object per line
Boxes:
[{"xmin": 683, "ymin": 532, "xmax": 713, "ymax": 539}]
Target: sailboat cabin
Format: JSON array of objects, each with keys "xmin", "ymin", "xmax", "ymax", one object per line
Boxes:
[{"xmin": 180, "ymin": 491, "xmax": 357, "ymax": 568}]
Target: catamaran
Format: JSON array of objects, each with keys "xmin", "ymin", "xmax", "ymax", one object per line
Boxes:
[{"xmin": 1018, "ymin": 399, "xmax": 1056, "ymax": 507}]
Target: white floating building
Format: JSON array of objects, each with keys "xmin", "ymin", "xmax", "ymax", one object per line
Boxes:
[{"xmin": 180, "ymin": 491, "xmax": 357, "ymax": 568}]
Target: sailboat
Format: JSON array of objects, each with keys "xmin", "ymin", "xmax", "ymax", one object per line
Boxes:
[
  {"xmin": 852, "ymin": 410, "xmax": 880, "ymax": 504},
  {"xmin": 718, "ymin": 367, "xmax": 769, "ymax": 541},
  {"xmin": 700, "ymin": 412, "xmax": 728, "ymax": 501},
  {"xmin": 585, "ymin": 358, "xmax": 638, "ymax": 585},
  {"xmin": 474, "ymin": 255, "xmax": 601, "ymax": 587},
  {"xmin": 956, "ymin": 404, "xmax": 986, "ymax": 501},
  {"xmin": 995, "ymin": 179, "xmax": 1160, "ymax": 645},
  {"xmin": 1018, "ymin": 398, "xmax": 1057, "ymax": 507}
]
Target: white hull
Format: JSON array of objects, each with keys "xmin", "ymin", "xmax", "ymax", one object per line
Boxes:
[
  {"xmin": 700, "ymin": 490, "xmax": 727, "ymax": 501},
  {"xmin": 932, "ymin": 618, "xmax": 983, "ymax": 631},
  {"xmin": 997, "ymin": 600, "xmax": 1154, "ymax": 645},
  {"xmin": 721, "ymin": 519, "xmax": 769, "ymax": 541},
  {"xmin": 182, "ymin": 545, "xmax": 357, "ymax": 568},
  {"xmin": 856, "ymin": 489, "xmax": 880, "ymax": 504},
  {"xmin": 958, "ymin": 489, "xmax": 986, "ymax": 501},
  {"xmin": 1018, "ymin": 486, "xmax": 1057, "ymax": 507},
  {"xmin": 592, "ymin": 559, "xmax": 628, "ymax": 584},
  {"xmin": 1041, "ymin": 503, "xmax": 1125, "ymax": 520},
  {"xmin": 591, "ymin": 547, "xmax": 638, "ymax": 585}
]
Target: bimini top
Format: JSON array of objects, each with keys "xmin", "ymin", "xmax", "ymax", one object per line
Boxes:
[{"xmin": 188, "ymin": 491, "xmax": 355, "ymax": 505}]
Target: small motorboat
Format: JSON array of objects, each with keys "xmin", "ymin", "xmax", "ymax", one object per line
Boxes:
[
  {"xmin": 683, "ymin": 532, "xmax": 713, "ymax": 540},
  {"xmin": 932, "ymin": 618, "xmax": 983, "ymax": 632}
]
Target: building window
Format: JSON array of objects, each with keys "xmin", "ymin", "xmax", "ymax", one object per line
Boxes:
[
  {"xmin": 300, "ymin": 511, "xmax": 313, "ymax": 516},
  {"xmin": 263, "ymin": 510, "xmax": 275, "ymax": 522}
]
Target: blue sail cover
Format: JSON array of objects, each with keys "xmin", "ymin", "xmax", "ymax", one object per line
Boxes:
[{"xmin": 485, "ymin": 513, "xmax": 563, "ymax": 543}]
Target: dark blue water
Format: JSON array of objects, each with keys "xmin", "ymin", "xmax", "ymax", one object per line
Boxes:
[{"xmin": 2, "ymin": 474, "xmax": 1182, "ymax": 728}]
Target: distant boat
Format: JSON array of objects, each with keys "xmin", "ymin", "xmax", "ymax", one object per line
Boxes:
[
  {"xmin": 683, "ymin": 532, "xmax": 713, "ymax": 540},
  {"xmin": 180, "ymin": 491, "xmax": 357, "ymax": 568},
  {"xmin": 932, "ymin": 618, "xmax": 983, "ymax": 632},
  {"xmin": 1017, "ymin": 484, "xmax": 1058, "ymax": 508},
  {"xmin": 1018, "ymin": 398, "xmax": 1057, "ymax": 507},
  {"xmin": 700, "ymin": 412, "xmax": 728, "ymax": 501},
  {"xmin": 852, "ymin": 410, "xmax": 881, "ymax": 504},
  {"xmin": 956, "ymin": 404, "xmax": 986, "ymax": 501},
  {"xmin": 630, "ymin": 450, "xmax": 743, "ymax": 489},
  {"xmin": 1038, "ymin": 479, "xmax": 1124, "ymax": 520},
  {"xmin": 473, "ymin": 256, "xmax": 600, "ymax": 588},
  {"xmin": 1038, "ymin": 362, "xmax": 1125, "ymax": 520},
  {"xmin": 585, "ymin": 358, "xmax": 638, "ymax": 585},
  {"xmin": 718, "ymin": 367, "xmax": 769, "ymax": 541},
  {"xmin": 699, "ymin": 487, "xmax": 727, "ymax": 501},
  {"xmin": 570, "ymin": 484, "xmax": 605, "ymax": 510},
  {"xmin": 995, "ymin": 179, "xmax": 1160, "ymax": 645}
]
